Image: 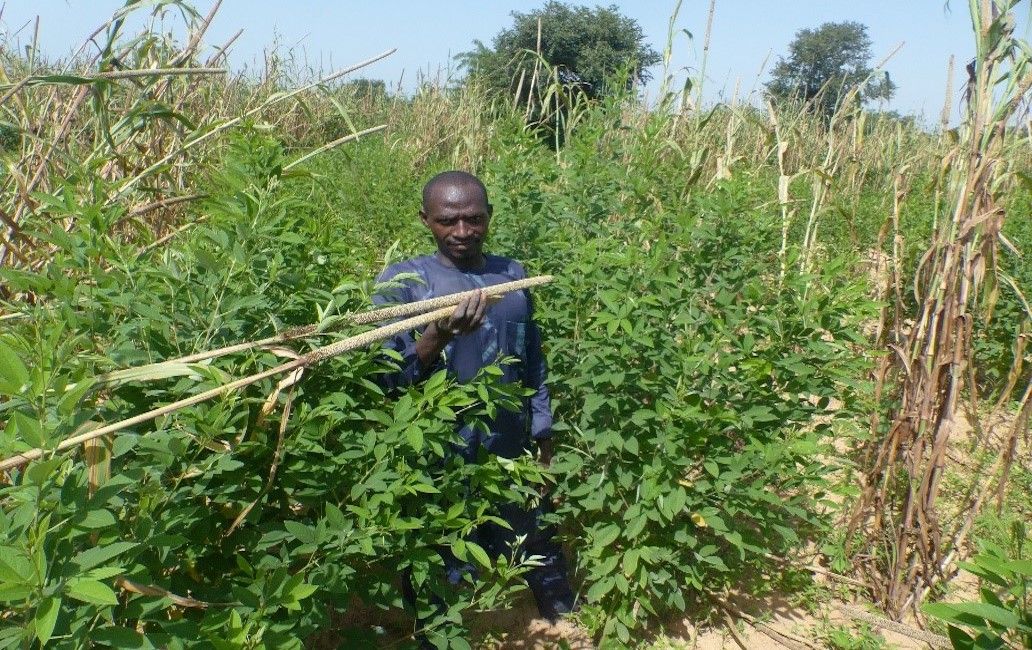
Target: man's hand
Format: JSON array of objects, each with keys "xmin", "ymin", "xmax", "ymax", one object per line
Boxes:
[
  {"xmin": 537, "ymin": 437, "xmax": 554, "ymax": 467},
  {"xmin": 437, "ymin": 289, "xmax": 488, "ymax": 336},
  {"xmin": 415, "ymin": 289, "xmax": 487, "ymax": 370}
]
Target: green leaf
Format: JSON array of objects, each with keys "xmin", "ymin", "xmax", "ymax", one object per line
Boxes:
[
  {"xmin": 1003, "ymin": 559, "xmax": 1032, "ymax": 576},
  {"xmin": 324, "ymin": 503, "xmax": 346, "ymax": 528},
  {"xmin": 66, "ymin": 579, "xmax": 119, "ymax": 606},
  {"xmin": 586, "ymin": 576, "xmax": 615, "ymax": 602},
  {"xmin": 449, "ymin": 638, "xmax": 472, "ymax": 650},
  {"xmin": 622, "ymin": 549, "xmax": 640, "ymax": 576},
  {"xmin": 623, "ymin": 436, "xmax": 639, "ymax": 455},
  {"xmin": 0, "ymin": 582, "xmax": 34, "ymax": 602},
  {"xmin": 284, "ymin": 521, "xmax": 317, "ymax": 544},
  {"xmin": 451, "ymin": 540, "xmax": 468, "ymax": 562},
  {"xmin": 466, "ymin": 542, "xmax": 492, "ymax": 570},
  {"xmin": 290, "ymin": 582, "xmax": 318, "ymax": 601},
  {"xmin": 34, "ymin": 596, "xmax": 60, "ymax": 645},
  {"xmin": 91, "ymin": 625, "xmax": 154, "ymax": 649},
  {"xmin": 947, "ymin": 602, "xmax": 1021, "ymax": 628},
  {"xmin": 96, "ymin": 362, "xmax": 204, "ymax": 388},
  {"xmin": 944, "ymin": 625, "xmax": 975, "ymax": 650},
  {"xmin": 0, "ymin": 547, "xmax": 33, "ymax": 584},
  {"xmin": 58, "ymin": 379, "xmax": 95, "ymax": 416},
  {"xmin": 743, "ymin": 405, "xmax": 778, "ymax": 422},
  {"xmin": 83, "ymin": 567, "xmax": 125, "ymax": 581},
  {"xmin": 594, "ymin": 524, "xmax": 620, "ymax": 548},
  {"xmin": 76, "ymin": 509, "xmax": 117, "ymax": 530},
  {"xmin": 73, "ymin": 542, "xmax": 138, "ymax": 571},
  {"xmin": 12, "ymin": 413, "xmax": 44, "ymax": 448},
  {"xmin": 405, "ymin": 425, "xmax": 424, "ymax": 450},
  {"xmin": 0, "ymin": 339, "xmax": 29, "ymax": 396},
  {"xmin": 423, "ymin": 369, "xmax": 447, "ymax": 397}
]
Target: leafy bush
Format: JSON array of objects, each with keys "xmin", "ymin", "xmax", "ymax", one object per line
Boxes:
[
  {"xmin": 478, "ymin": 107, "xmax": 875, "ymax": 643},
  {"xmin": 924, "ymin": 536, "xmax": 1032, "ymax": 650},
  {"xmin": 0, "ymin": 133, "xmax": 546, "ymax": 649}
]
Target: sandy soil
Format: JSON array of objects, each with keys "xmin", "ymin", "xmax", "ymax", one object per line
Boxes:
[{"xmin": 309, "ymin": 585, "xmax": 953, "ymax": 649}]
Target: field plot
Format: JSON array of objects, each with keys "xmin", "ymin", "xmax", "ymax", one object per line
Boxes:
[{"xmin": 1, "ymin": 1, "xmax": 1030, "ymax": 648}]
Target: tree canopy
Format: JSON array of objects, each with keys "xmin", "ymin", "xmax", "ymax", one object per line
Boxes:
[
  {"xmin": 458, "ymin": 2, "xmax": 661, "ymax": 103},
  {"xmin": 767, "ymin": 21, "xmax": 896, "ymax": 116}
]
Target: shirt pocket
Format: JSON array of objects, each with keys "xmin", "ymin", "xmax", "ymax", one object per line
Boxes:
[{"xmin": 505, "ymin": 320, "xmax": 528, "ymax": 363}]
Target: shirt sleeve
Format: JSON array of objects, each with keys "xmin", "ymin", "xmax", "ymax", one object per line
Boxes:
[
  {"xmin": 514, "ymin": 262, "xmax": 553, "ymax": 440},
  {"xmin": 372, "ymin": 263, "xmax": 441, "ymax": 392}
]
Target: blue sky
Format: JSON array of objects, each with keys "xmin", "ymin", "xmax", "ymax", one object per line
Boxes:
[{"xmin": 3, "ymin": 2, "xmax": 1029, "ymax": 125}]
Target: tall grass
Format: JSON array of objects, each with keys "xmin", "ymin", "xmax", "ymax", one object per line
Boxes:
[{"xmin": 0, "ymin": 0, "xmax": 394, "ymax": 271}]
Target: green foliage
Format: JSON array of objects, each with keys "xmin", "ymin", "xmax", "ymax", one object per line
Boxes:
[
  {"xmin": 818, "ymin": 621, "xmax": 888, "ymax": 650},
  {"xmin": 1, "ymin": 21, "xmax": 1028, "ymax": 646},
  {"xmin": 476, "ymin": 99, "xmax": 876, "ymax": 643},
  {"xmin": 0, "ymin": 132, "xmax": 546, "ymax": 649},
  {"xmin": 458, "ymin": 1, "xmax": 660, "ymax": 103},
  {"xmin": 924, "ymin": 534, "xmax": 1032, "ymax": 650},
  {"xmin": 971, "ymin": 194, "xmax": 1032, "ymax": 399},
  {"xmin": 342, "ymin": 78, "xmax": 387, "ymax": 99},
  {"xmin": 767, "ymin": 21, "xmax": 896, "ymax": 117}
]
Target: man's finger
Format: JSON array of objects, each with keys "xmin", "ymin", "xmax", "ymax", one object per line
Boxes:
[
  {"xmin": 451, "ymin": 295, "xmax": 474, "ymax": 324},
  {"xmin": 470, "ymin": 289, "xmax": 488, "ymax": 326}
]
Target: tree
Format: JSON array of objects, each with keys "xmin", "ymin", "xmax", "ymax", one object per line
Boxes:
[
  {"xmin": 341, "ymin": 78, "xmax": 387, "ymax": 100},
  {"xmin": 458, "ymin": 2, "xmax": 660, "ymax": 103},
  {"xmin": 767, "ymin": 21, "xmax": 895, "ymax": 117}
]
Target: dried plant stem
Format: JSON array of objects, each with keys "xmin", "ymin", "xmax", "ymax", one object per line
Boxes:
[
  {"xmin": 718, "ymin": 607, "xmax": 748, "ymax": 650},
  {"xmin": 126, "ymin": 193, "xmax": 208, "ymax": 220},
  {"xmin": 111, "ymin": 48, "xmax": 397, "ymax": 201},
  {"xmin": 940, "ymin": 55, "xmax": 955, "ymax": 132},
  {"xmin": 847, "ymin": 0, "xmax": 1031, "ymax": 618},
  {"xmin": 166, "ymin": 0, "xmax": 223, "ymax": 69},
  {"xmin": 836, "ymin": 605, "xmax": 950, "ymax": 648},
  {"xmin": 695, "ymin": 0, "xmax": 717, "ymax": 113},
  {"xmin": 0, "ymin": 85, "xmax": 90, "ymax": 267},
  {"xmin": 8, "ymin": 67, "xmax": 226, "ymax": 85},
  {"xmin": 207, "ymin": 29, "xmax": 244, "ymax": 66},
  {"xmin": 730, "ymin": 608, "xmax": 817, "ymax": 650},
  {"xmin": 282, "ymin": 123, "xmax": 387, "ymax": 171},
  {"xmin": 95, "ymin": 275, "xmax": 552, "ymax": 379},
  {"xmin": 0, "ymin": 306, "xmax": 450, "ymax": 471},
  {"xmin": 0, "ymin": 277, "xmax": 552, "ymax": 471}
]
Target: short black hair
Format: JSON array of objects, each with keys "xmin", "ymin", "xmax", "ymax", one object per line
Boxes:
[{"xmin": 421, "ymin": 170, "xmax": 489, "ymax": 212}]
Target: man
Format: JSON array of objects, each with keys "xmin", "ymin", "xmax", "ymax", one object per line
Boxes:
[{"xmin": 373, "ymin": 170, "xmax": 575, "ymax": 623}]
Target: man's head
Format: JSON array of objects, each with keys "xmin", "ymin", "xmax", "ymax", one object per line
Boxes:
[{"xmin": 420, "ymin": 170, "xmax": 492, "ymax": 269}]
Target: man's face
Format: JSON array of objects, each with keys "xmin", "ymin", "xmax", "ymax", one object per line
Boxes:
[{"xmin": 421, "ymin": 182, "xmax": 492, "ymax": 267}]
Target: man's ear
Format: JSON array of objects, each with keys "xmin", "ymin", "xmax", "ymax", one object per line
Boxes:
[
  {"xmin": 419, "ymin": 210, "xmax": 429, "ymax": 227},
  {"xmin": 487, "ymin": 203, "xmax": 494, "ymax": 217}
]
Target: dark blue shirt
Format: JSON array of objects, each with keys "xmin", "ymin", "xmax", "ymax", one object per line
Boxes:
[{"xmin": 373, "ymin": 254, "xmax": 552, "ymax": 459}]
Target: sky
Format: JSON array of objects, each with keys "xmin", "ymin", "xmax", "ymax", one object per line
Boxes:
[{"xmin": 2, "ymin": 1, "xmax": 1030, "ymax": 126}]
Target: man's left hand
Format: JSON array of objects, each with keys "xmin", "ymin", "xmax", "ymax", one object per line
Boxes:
[{"xmin": 537, "ymin": 437, "xmax": 554, "ymax": 467}]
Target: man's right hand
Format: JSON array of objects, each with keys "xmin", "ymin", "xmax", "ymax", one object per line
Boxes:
[
  {"xmin": 415, "ymin": 289, "xmax": 487, "ymax": 369},
  {"xmin": 437, "ymin": 289, "xmax": 488, "ymax": 336}
]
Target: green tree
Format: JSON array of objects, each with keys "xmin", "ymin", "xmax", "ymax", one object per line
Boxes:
[
  {"xmin": 458, "ymin": 2, "xmax": 661, "ymax": 103},
  {"xmin": 767, "ymin": 21, "xmax": 896, "ymax": 116},
  {"xmin": 341, "ymin": 78, "xmax": 387, "ymax": 100}
]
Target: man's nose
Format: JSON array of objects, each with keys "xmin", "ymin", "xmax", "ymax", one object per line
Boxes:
[{"xmin": 455, "ymin": 220, "xmax": 470, "ymax": 237}]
